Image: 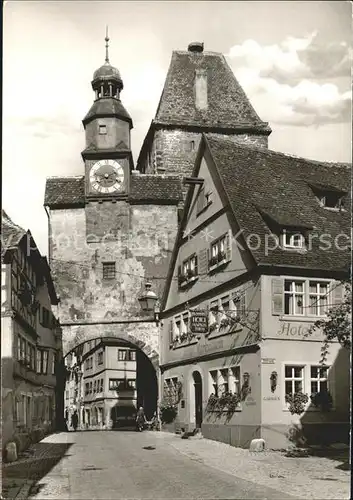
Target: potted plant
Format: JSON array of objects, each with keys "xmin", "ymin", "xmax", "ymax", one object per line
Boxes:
[
  {"xmin": 226, "ymin": 392, "xmax": 241, "ymax": 413},
  {"xmin": 178, "ymin": 274, "xmax": 187, "ymax": 287},
  {"xmin": 219, "ymin": 317, "xmax": 231, "ymax": 329},
  {"xmin": 206, "ymin": 394, "xmax": 218, "ymax": 412},
  {"xmin": 179, "ymin": 333, "xmax": 188, "ymax": 343},
  {"xmin": 187, "ymin": 268, "xmax": 196, "ymax": 280},
  {"xmin": 218, "ymin": 251, "xmax": 227, "ymax": 263},
  {"xmin": 285, "ymin": 392, "xmax": 309, "ymax": 415},
  {"xmin": 209, "ymin": 255, "xmax": 218, "ymax": 267},
  {"xmin": 160, "ymin": 402, "xmax": 178, "ymax": 424},
  {"xmin": 209, "ymin": 321, "xmax": 218, "ymax": 333}
]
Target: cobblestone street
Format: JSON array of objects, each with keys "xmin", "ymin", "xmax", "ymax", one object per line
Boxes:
[{"xmin": 2, "ymin": 431, "xmax": 350, "ymax": 500}]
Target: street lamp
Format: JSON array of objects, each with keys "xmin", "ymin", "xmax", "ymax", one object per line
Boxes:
[{"xmin": 138, "ymin": 281, "xmax": 160, "ymax": 324}]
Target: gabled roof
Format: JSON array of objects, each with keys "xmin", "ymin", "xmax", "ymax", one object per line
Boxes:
[
  {"xmin": 1, "ymin": 209, "xmax": 26, "ymax": 257},
  {"xmin": 45, "ymin": 176, "xmax": 86, "ymax": 208},
  {"xmin": 204, "ymin": 134, "xmax": 351, "ymax": 272},
  {"xmin": 162, "ymin": 136, "xmax": 350, "ymax": 308},
  {"xmin": 154, "ymin": 50, "xmax": 271, "ymax": 132}
]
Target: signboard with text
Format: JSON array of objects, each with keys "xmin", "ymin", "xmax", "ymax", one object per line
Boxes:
[{"xmin": 190, "ymin": 310, "xmax": 209, "ymax": 334}]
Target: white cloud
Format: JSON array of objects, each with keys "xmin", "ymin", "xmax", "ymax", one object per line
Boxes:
[{"xmin": 227, "ymin": 32, "xmax": 351, "ymax": 127}]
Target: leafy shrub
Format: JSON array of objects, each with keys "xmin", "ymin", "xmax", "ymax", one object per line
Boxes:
[
  {"xmin": 160, "ymin": 403, "xmax": 177, "ymax": 424},
  {"xmin": 285, "ymin": 392, "xmax": 309, "ymax": 415},
  {"xmin": 310, "ymin": 391, "xmax": 333, "ymax": 412}
]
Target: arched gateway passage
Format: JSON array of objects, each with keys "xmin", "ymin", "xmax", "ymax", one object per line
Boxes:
[{"xmin": 60, "ymin": 331, "xmax": 158, "ymax": 431}]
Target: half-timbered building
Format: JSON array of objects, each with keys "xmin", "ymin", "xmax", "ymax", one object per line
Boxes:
[{"xmin": 1, "ymin": 210, "xmax": 62, "ymax": 454}]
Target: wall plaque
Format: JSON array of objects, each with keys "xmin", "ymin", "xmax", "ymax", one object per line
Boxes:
[
  {"xmin": 261, "ymin": 358, "xmax": 275, "ymax": 364},
  {"xmin": 190, "ymin": 310, "xmax": 208, "ymax": 334}
]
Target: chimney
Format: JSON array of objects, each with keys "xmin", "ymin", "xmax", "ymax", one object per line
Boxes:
[{"xmin": 188, "ymin": 42, "xmax": 204, "ymax": 53}]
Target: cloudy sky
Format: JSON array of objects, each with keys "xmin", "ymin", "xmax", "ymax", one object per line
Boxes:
[{"xmin": 3, "ymin": 1, "xmax": 352, "ymax": 255}]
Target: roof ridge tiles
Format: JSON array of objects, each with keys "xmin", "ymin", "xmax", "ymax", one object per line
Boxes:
[{"xmin": 205, "ymin": 134, "xmax": 350, "ymax": 168}]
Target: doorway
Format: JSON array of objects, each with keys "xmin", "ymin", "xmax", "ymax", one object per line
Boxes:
[{"xmin": 192, "ymin": 371, "xmax": 203, "ymax": 428}]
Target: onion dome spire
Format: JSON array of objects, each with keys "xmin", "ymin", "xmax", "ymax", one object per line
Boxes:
[{"xmin": 91, "ymin": 27, "xmax": 123, "ymax": 99}]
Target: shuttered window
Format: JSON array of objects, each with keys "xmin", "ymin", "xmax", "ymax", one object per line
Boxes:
[
  {"xmin": 209, "ymin": 230, "xmax": 232, "ymax": 269},
  {"xmin": 271, "ymin": 278, "xmax": 284, "ymax": 315},
  {"xmin": 272, "ymin": 278, "xmax": 336, "ymax": 317}
]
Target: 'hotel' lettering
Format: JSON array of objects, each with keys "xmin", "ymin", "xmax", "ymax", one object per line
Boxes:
[{"xmin": 277, "ymin": 323, "xmax": 309, "ymax": 337}]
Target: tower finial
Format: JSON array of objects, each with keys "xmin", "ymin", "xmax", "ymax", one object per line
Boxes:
[{"xmin": 105, "ymin": 26, "xmax": 110, "ymax": 63}]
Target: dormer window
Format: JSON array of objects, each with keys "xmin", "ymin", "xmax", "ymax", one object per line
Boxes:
[
  {"xmin": 317, "ymin": 191, "xmax": 343, "ymax": 210},
  {"xmin": 309, "ymin": 183, "xmax": 346, "ymax": 211},
  {"xmin": 197, "ymin": 186, "xmax": 212, "ymax": 215},
  {"xmin": 282, "ymin": 230, "xmax": 305, "ymax": 250}
]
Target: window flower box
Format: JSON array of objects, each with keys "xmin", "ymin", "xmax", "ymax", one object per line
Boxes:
[
  {"xmin": 178, "ymin": 270, "xmax": 198, "ymax": 289},
  {"xmin": 171, "ymin": 331, "xmax": 197, "ymax": 348},
  {"xmin": 209, "ymin": 252, "xmax": 228, "ymax": 272},
  {"xmin": 218, "ymin": 251, "xmax": 227, "ymax": 263},
  {"xmin": 178, "ymin": 274, "xmax": 188, "ymax": 286},
  {"xmin": 206, "ymin": 392, "xmax": 241, "ymax": 415}
]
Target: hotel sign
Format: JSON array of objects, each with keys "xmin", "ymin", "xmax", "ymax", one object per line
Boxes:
[
  {"xmin": 190, "ymin": 310, "xmax": 208, "ymax": 334},
  {"xmin": 277, "ymin": 322, "xmax": 321, "ymax": 339}
]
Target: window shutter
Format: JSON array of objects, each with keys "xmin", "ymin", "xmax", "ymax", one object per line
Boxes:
[
  {"xmin": 198, "ymin": 248, "xmax": 208, "ymax": 276},
  {"xmin": 271, "ymin": 278, "xmax": 284, "ymax": 315},
  {"xmin": 177, "ymin": 265, "xmax": 182, "ymax": 280},
  {"xmin": 197, "ymin": 187, "xmax": 205, "ymax": 213},
  {"xmin": 169, "ymin": 320, "xmax": 174, "ymax": 344},
  {"xmin": 332, "ymin": 281, "xmax": 344, "ymax": 307},
  {"xmin": 238, "ymin": 287, "xmax": 246, "ymax": 319},
  {"xmin": 225, "ymin": 229, "xmax": 233, "ymax": 262}
]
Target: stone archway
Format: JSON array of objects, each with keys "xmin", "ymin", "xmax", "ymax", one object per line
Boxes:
[
  {"xmin": 59, "ymin": 322, "xmax": 160, "ymax": 428},
  {"xmin": 61, "ymin": 322, "xmax": 159, "ymax": 369}
]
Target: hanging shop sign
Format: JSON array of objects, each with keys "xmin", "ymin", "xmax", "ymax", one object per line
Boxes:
[{"xmin": 190, "ymin": 310, "xmax": 208, "ymax": 334}]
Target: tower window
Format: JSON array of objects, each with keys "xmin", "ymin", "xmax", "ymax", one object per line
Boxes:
[
  {"xmin": 99, "ymin": 125, "xmax": 107, "ymax": 135},
  {"xmin": 103, "ymin": 262, "xmax": 116, "ymax": 280}
]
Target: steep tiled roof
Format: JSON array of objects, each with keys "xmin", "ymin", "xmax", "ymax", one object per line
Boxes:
[
  {"xmin": 83, "ymin": 98, "xmax": 132, "ymax": 126},
  {"xmin": 44, "ymin": 175, "xmax": 183, "ymax": 206},
  {"xmin": 155, "ymin": 50, "xmax": 270, "ymax": 132},
  {"xmin": 82, "ymin": 141, "xmax": 130, "ymax": 155},
  {"xmin": 205, "ymin": 135, "xmax": 351, "ymax": 272},
  {"xmin": 44, "ymin": 176, "xmax": 85, "ymax": 208},
  {"xmin": 1, "ymin": 210, "xmax": 26, "ymax": 256},
  {"xmin": 129, "ymin": 174, "xmax": 183, "ymax": 203}
]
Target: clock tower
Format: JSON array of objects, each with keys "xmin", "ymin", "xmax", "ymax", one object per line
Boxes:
[{"xmin": 82, "ymin": 29, "xmax": 133, "ymax": 199}]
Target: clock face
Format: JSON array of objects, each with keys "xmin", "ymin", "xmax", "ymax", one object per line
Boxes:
[{"xmin": 89, "ymin": 160, "xmax": 125, "ymax": 194}]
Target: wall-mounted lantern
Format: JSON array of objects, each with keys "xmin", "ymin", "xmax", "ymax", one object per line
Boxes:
[{"xmin": 138, "ymin": 282, "xmax": 160, "ymax": 325}]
